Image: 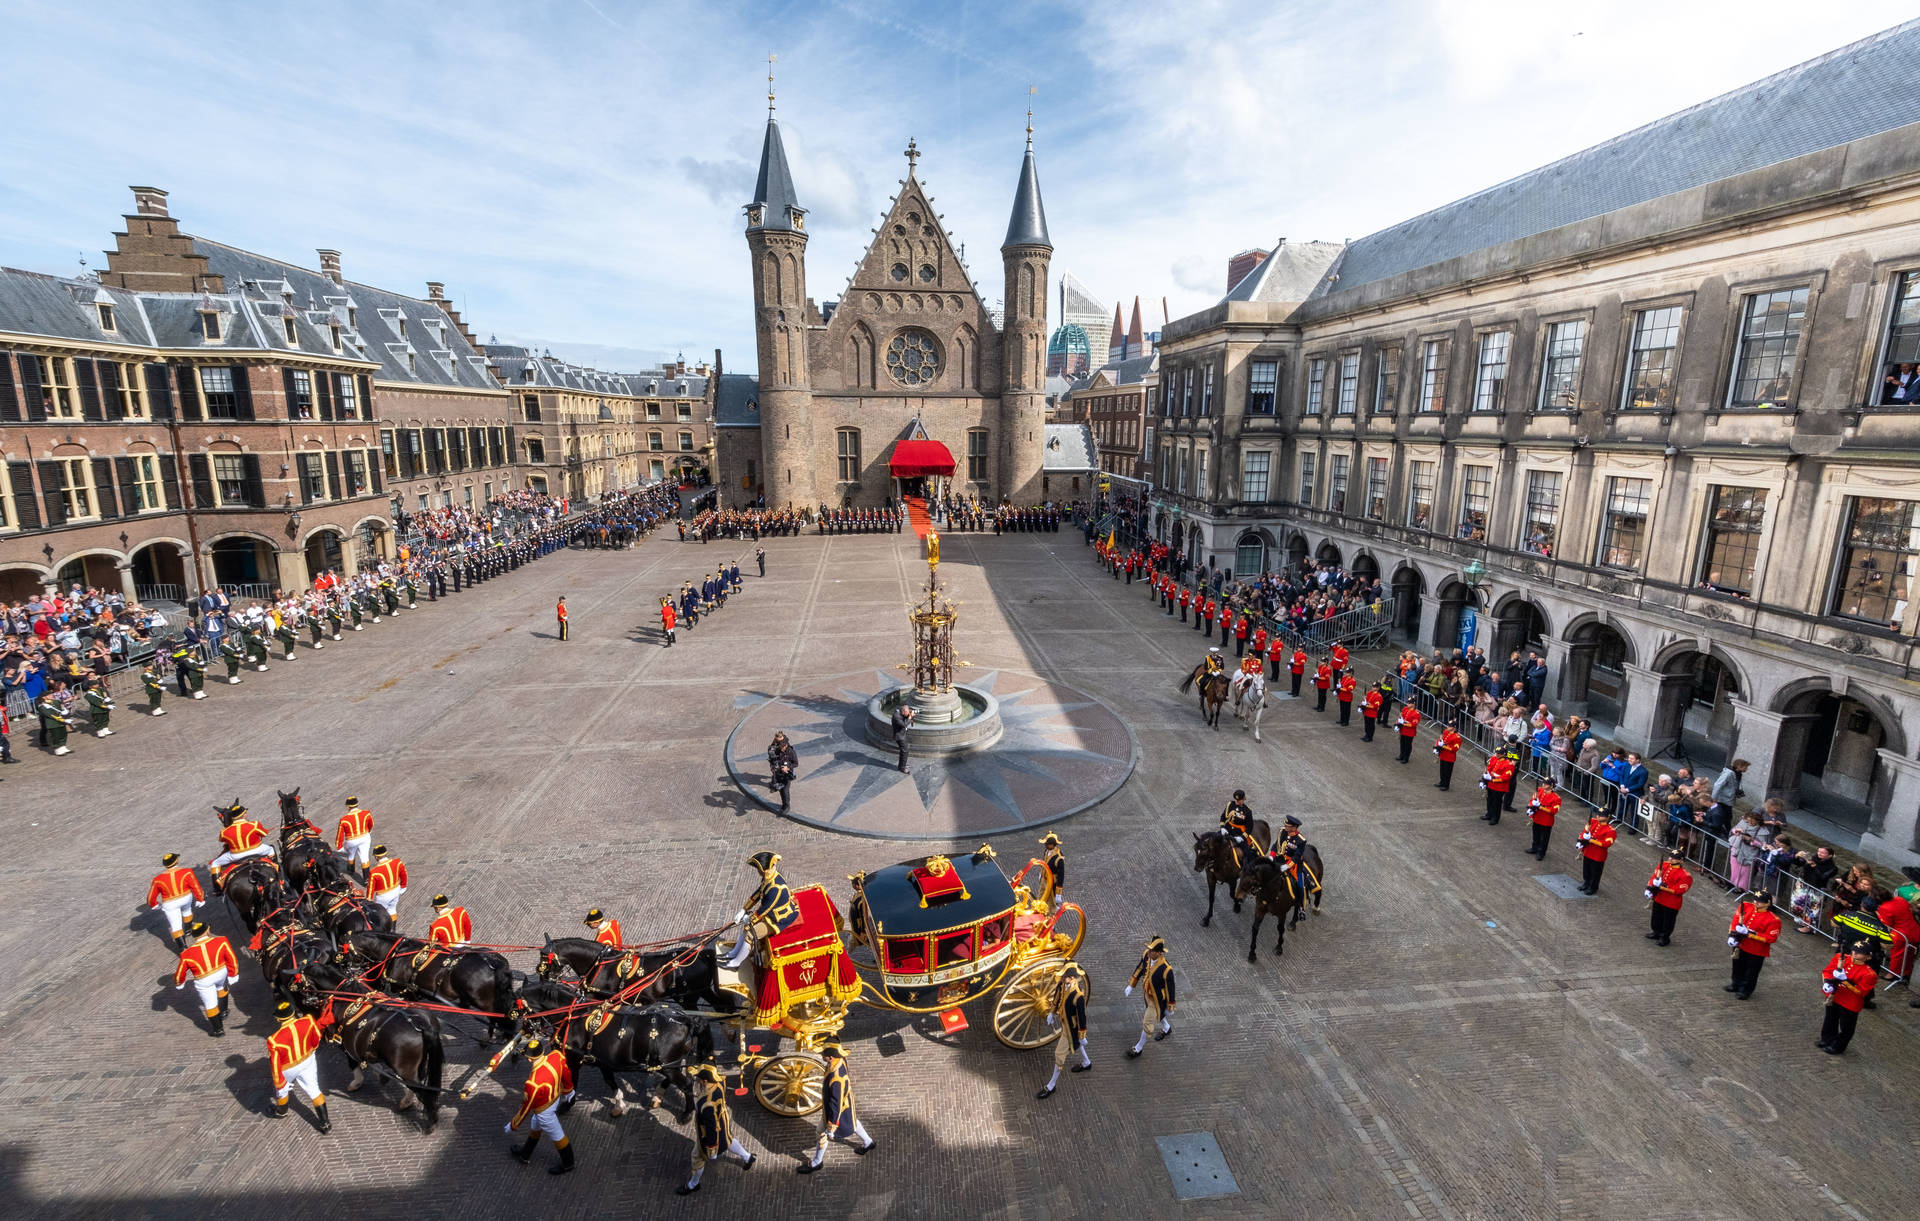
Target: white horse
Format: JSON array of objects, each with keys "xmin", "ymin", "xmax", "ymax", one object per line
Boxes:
[{"xmin": 1230, "ymin": 668, "xmax": 1268, "ymax": 741}]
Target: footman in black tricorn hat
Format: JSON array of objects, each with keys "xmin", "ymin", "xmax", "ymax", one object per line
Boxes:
[
  {"xmin": 797, "ymin": 1043, "xmax": 874, "ymax": 1173},
  {"xmin": 1125, "ymin": 936, "xmax": 1176, "ymax": 1058},
  {"xmin": 726, "ymin": 850, "xmax": 799, "ymax": 968},
  {"xmin": 1037, "ymin": 961, "xmax": 1091, "ymax": 1099},
  {"xmin": 678, "ymin": 1063, "xmax": 755, "ymax": 1194}
]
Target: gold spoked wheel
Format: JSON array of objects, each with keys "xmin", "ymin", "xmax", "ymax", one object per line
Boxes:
[
  {"xmin": 753, "ymin": 1051, "xmax": 826, "ymax": 1116},
  {"xmin": 993, "ymin": 961, "xmax": 1067, "ymax": 1049}
]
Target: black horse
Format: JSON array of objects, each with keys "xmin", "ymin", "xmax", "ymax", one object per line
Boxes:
[
  {"xmin": 220, "ymin": 856, "xmax": 287, "ymax": 935},
  {"xmin": 345, "ymin": 929, "xmax": 516, "ymax": 1039},
  {"xmin": 295, "ymin": 957, "xmax": 446, "ymax": 1133},
  {"xmin": 254, "ymin": 911, "xmax": 334, "ymax": 1002},
  {"xmin": 277, "ymin": 789, "xmax": 347, "ymax": 892},
  {"xmin": 1192, "ymin": 826, "xmax": 1271, "ymax": 927},
  {"xmin": 298, "ymin": 878, "xmax": 393, "ymax": 940},
  {"xmin": 536, "ymin": 936, "xmax": 743, "ymax": 1014},
  {"xmin": 516, "ymin": 981, "xmax": 716, "ymax": 1120},
  {"xmin": 1230, "ymin": 855, "xmax": 1306, "ymax": 962}
]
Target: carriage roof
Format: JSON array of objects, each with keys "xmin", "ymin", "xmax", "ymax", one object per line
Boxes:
[{"xmin": 858, "ymin": 851, "xmax": 1018, "ymax": 939}]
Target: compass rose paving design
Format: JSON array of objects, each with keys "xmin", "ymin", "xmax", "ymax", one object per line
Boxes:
[{"xmin": 725, "ymin": 667, "xmax": 1134, "ymax": 839}]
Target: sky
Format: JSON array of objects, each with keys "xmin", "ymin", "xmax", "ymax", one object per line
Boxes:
[{"xmin": 0, "ymin": 1, "xmax": 1913, "ymax": 375}]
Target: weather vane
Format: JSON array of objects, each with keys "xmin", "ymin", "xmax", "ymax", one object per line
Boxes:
[
  {"xmin": 767, "ymin": 52, "xmax": 777, "ymax": 115},
  {"xmin": 1026, "ymin": 85, "xmax": 1036, "ymax": 148}
]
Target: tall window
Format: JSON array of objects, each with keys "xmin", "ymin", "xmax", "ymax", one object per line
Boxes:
[
  {"xmin": 1373, "ymin": 348, "xmax": 1399, "ymax": 414},
  {"xmin": 1623, "ymin": 306, "xmax": 1682, "ymax": 410},
  {"xmin": 648, "ymin": 431, "xmax": 663, "ymax": 451},
  {"xmin": 1335, "ymin": 354, "xmax": 1358, "ymax": 415},
  {"xmin": 967, "ymin": 429, "xmax": 988, "ymax": 481},
  {"xmin": 1697, "ymin": 488, "xmax": 1767, "ymax": 592},
  {"xmin": 199, "ymin": 310, "xmax": 222, "ymax": 341},
  {"xmin": 678, "ymin": 431, "xmax": 694, "ymax": 452},
  {"xmin": 1472, "ymin": 332, "xmax": 1510, "ymax": 412},
  {"xmin": 54, "ymin": 457, "xmax": 95, "ymax": 519},
  {"xmin": 98, "ymin": 302, "xmax": 116, "ymax": 333},
  {"xmin": 1241, "ymin": 451, "xmax": 1270, "ymax": 503},
  {"xmin": 1406, "ymin": 460, "xmax": 1435, "ymax": 528},
  {"xmin": 524, "ymin": 437, "xmax": 545, "ymax": 464},
  {"xmin": 1176, "ymin": 448, "xmax": 1189, "ymax": 493},
  {"xmin": 1597, "ymin": 476, "xmax": 1652, "ymax": 569},
  {"xmin": 1538, "ymin": 320, "xmax": 1586, "ymax": 410},
  {"xmin": 1196, "ymin": 449, "xmax": 1208, "ymax": 495},
  {"xmin": 1878, "ymin": 271, "xmax": 1920, "ymax": 404},
  {"xmin": 1830, "ymin": 497, "xmax": 1919, "ymax": 628},
  {"xmin": 1298, "ymin": 451, "xmax": 1317, "ymax": 505},
  {"xmin": 1458, "ymin": 465, "xmax": 1491, "ymax": 541},
  {"xmin": 129, "ymin": 454, "xmax": 165, "ymax": 512},
  {"xmin": 1328, "ymin": 454, "xmax": 1349, "ymax": 514},
  {"xmin": 1364, "ymin": 456, "xmax": 1388, "ymax": 519},
  {"xmin": 1418, "ymin": 340, "xmax": 1447, "ymax": 413},
  {"xmin": 284, "ymin": 315, "xmax": 298, "ymax": 345},
  {"xmin": 1728, "ymin": 287, "xmax": 1809, "ymax": 408},
  {"xmin": 1520, "ymin": 470, "xmax": 1562, "ymax": 556},
  {"xmin": 211, "ymin": 455, "xmax": 248, "ymax": 505},
  {"xmin": 1305, "ymin": 359, "xmax": 1325, "ymax": 415},
  {"xmin": 200, "ymin": 367, "xmax": 237, "ymax": 418},
  {"xmin": 836, "ymin": 428, "xmax": 861, "ymax": 481},
  {"xmin": 109, "ymin": 362, "xmax": 148, "ymax": 418},
  {"xmin": 299, "ymin": 453, "xmax": 327, "ymax": 501},
  {"xmin": 380, "ymin": 430, "xmax": 397, "ymax": 477},
  {"xmin": 335, "ymin": 374, "xmax": 358, "ymax": 419},
  {"xmin": 1247, "ymin": 359, "xmax": 1277, "ymax": 414},
  {"xmin": 1200, "ymin": 366, "xmax": 1214, "ymax": 417},
  {"xmin": 345, "ymin": 450, "xmax": 370, "ymax": 496},
  {"xmin": 290, "ymin": 370, "xmax": 313, "ymax": 418},
  {"xmin": 34, "ymin": 356, "xmax": 77, "ymax": 418}
]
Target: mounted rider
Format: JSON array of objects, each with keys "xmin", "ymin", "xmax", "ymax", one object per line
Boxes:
[
  {"xmin": 429, "ymin": 895, "xmax": 473, "ymax": 948},
  {"xmin": 585, "ymin": 908, "xmax": 623, "ymax": 949},
  {"xmin": 208, "ymin": 801, "xmax": 275, "ymax": 889},
  {"xmin": 1219, "ymin": 789, "xmax": 1266, "ymax": 857},
  {"xmin": 724, "ymin": 850, "xmax": 800, "ymax": 968}
]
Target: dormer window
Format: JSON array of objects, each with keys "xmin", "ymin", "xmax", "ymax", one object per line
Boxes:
[
  {"xmin": 97, "ymin": 303, "xmax": 116, "ymax": 333},
  {"xmin": 407, "ymin": 352, "xmax": 417, "ymax": 373},
  {"xmin": 397, "ymin": 316, "xmax": 407, "ymax": 340},
  {"xmin": 199, "ymin": 310, "xmax": 222, "ymax": 341},
  {"xmin": 330, "ymin": 324, "xmax": 343, "ymax": 352},
  {"xmin": 284, "ymin": 315, "xmax": 298, "ymax": 344},
  {"xmin": 347, "ymin": 306, "xmax": 357, "ymax": 328}
]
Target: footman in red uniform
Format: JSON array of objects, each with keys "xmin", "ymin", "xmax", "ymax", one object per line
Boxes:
[
  {"xmin": 1816, "ymin": 944, "xmax": 1878, "ymax": 1054},
  {"xmin": 1726, "ymin": 890, "xmax": 1781, "ymax": 999},
  {"xmin": 1575, "ymin": 814, "xmax": 1615, "ymax": 893},
  {"xmin": 1645, "ymin": 851, "xmax": 1693, "ymax": 946}
]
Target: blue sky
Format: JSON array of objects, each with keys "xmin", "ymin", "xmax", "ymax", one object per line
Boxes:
[{"xmin": 1, "ymin": 1, "xmax": 1912, "ymax": 374}]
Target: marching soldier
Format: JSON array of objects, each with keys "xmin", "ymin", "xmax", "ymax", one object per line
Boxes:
[
  {"xmin": 141, "ymin": 660, "xmax": 167, "ymax": 715},
  {"xmin": 1433, "ymin": 724, "xmax": 1462, "ymax": 789},
  {"xmin": 429, "ymin": 895, "xmax": 473, "ymax": 948},
  {"xmin": 1816, "ymin": 944, "xmax": 1879, "ymax": 1055},
  {"xmin": 1330, "ymin": 643, "xmax": 1350, "ymax": 684},
  {"xmin": 1266, "ymin": 634, "xmax": 1284, "ymax": 681},
  {"xmin": 147, "ymin": 852, "xmax": 205, "ymax": 943},
  {"xmin": 267, "ymin": 999, "xmax": 330, "ymax": 1132},
  {"xmin": 726, "ymin": 850, "xmax": 799, "ymax": 968},
  {"xmin": 797, "ymin": 1043, "xmax": 874, "ymax": 1172},
  {"xmin": 1125, "ymin": 936, "xmax": 1175, "ymax": 1058},
  {"xmin": 323, "ymin": 598, "xmax": 345, "ymax": 640},
  {"xmin": 244, "ymin": 621, "xmax": 271, "ymax": 671},
  {"xmin": 273, "ymin": 612, "xmax": 298, "ymax": 660},
  {"xmin": 1726, "ymin": 889, "xmax": 1782, "ymax": 1000},
  {"xmin": 678, "ymin": 1063, "xmax": 754, "ymax": 1193},
  {"xmin": 35, "ymin": 689, "xmax": 75, "ymax": 756},
  {"xmin": 335, "ymin": 797, "xmax": 374, "ymax": 873},
  {"xmin": 1645, "ymin": 850, "xmax": 1694, "ymax": 947},
  {"xmin": 1037, "ymin": 961, "xmax": 1091, "ymax": 1099},
  {"xmin": 506, "ymin": 1035, "xmax": 578, "ymax": 1174},
  {"xmin": 219, "ymin": 632, "xmax": 247, "ymax": 683},
  {"xmin": 171, "ymin": 639, "xmax": 208, "ymax": 698},
  {"xmin": 173, "ymin": 920, "xmax": 238, "ymax": 1036},
  {"xmin": 1526, "ymin": 778, "xmax": 1561, "ymax": 860},
  {"xmin": 209, "ymin": 803, "xmax": 275, "ymax": 876},
  {"xmin": 1395, "ymin": 703, "xmax": 1422, "ymax": 763},
  {"xmin": 585, "ymin": 908, "xmax": 623, "ymax": 948},
  {"xmin": 1481, "ymin": 751, "xmax": 1517, "ymax": 825},
  {"xmin": 1039, "ymin": 832, "xmax": 1067, "ymax": 907},
  {"xmin": 1574, "ymin": 811, "xmax": 1616, "ymax": 894},
  {"xmin": 83, "ymin": 678, "xmax": 115, "ymax": 737},
  {"xmin": 367, "ymin": 845, "xmax": 408, "ymax": 918}
]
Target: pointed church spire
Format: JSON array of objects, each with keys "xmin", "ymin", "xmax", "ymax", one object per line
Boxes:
[
  {"xmin": 1128, "ymin": 297, "xmax": 1145, "ymax": 350},
  {"xmin": 1108, "ymin": 303, "xmax": 1125, "ymax": 356},
  {"xmin": 746, "ymin": 68, "xmax": 804, "ymax": 233},
  {"xmin": 1002, "ymin": 138, "xmax": 1051, "ymax": 250}
]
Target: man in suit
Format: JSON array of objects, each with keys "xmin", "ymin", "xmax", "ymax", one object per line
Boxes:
[{"xmin": 890, "ymin": 704, "xmax": 915, "ymax": 772}]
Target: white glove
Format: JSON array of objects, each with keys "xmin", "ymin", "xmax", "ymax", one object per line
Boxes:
[
  {"xmin": 734, "ymin": 909, "xmax": 747, "ymax": 925},
  {"xmin": 504, "ymin": 1122, "xmax": 517, "ymax": 1135},
  {"xmin": 1822, "ymin": 983, "xmax": 1836, "ymax": 995},
  {"xmin": 1123, "ymin": 985, "xmax": 1133, "ymax": 998},
  {"xmin": 1643, "ymin": 889, "xmax": 1655, "ymax": 900},
  {"xmin": 195, "ymin": 900, "xmax": 205, "ymax": 908},
  {"xmin": 1735, "ymin": 925, "xmax": 1748, "ymax": 936},
  {"xmin": 1727, "ymin": 936, "xmax": 1740, "ymax": 948},
  {"xmin": 1045, "ymin": 1013, "xmax": 1055, "ymax": 1027}
]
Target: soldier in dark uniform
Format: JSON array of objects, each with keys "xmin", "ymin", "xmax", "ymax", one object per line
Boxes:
[
  {"xmin": 1220, "ymin": 789, "xmax": 1261, "ymax": 855},
  {"xmin": 767, "ymin": 732, "xmax": 798, "ymax": 812},
  {"xmin": 141, "ymin": 661, "xmax": 167, "ymax": 716},
  {"xmin": 797, "ymin": 1043, "xmax": 874, "ymax": 1172},
  {"xmin": 678, "ymin": 1063, "xmax": 754, "ymax": 1193},
  {"xmin": 171, "ymin": 640, "xmax": 208, "ymax": 699},
  {"xmin": 1125, "ymin": 936, "xmax": 1176, "ymax": 1057},
  {"xmin": 1038, "ymin": 832, "xmax": 1066, "ymax": 906},
  {"xmin": 1037, "ymin": 961, "xmax": 1091, "ymax": 1098},
  {"xmin": 218, "ymin": 633, "xmax": 247, "ymax": 684},
  {"xmin": 725, "ymin": 850, "xmax": 799, "ymax": 968}
]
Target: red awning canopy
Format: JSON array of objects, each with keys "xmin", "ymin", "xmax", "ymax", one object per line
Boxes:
[{"xmin": 888, "ymin": 439, "xmax": 956, "ymax": 477}]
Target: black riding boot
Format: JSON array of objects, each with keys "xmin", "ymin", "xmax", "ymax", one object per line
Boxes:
[
  {"xmin": 314, "ymin": 1101, "xmax": 332, "ymax": 1134},
  {"xmin": 208, "ymin": 1014, "xmax": 224, "ymax": 1037},
  {"xmin": 511, "ymin": 1135, "xmax": 540, "ymax": 1164},
  {"xmin": 549, "ymin": 1141, "xmax": 576, "ymax": 1175}
]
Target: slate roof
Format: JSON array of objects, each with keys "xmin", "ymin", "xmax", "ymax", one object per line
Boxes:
[
  {"xmin": 0, "ymin": 268, "xmax": 158, "ymax": 347},
  {"xmin": 1319, "ymin": 19, "xmax": 1920, "ymax": 296},
  {"xmin": 1003, "ymin": 147, "xmax": 1052, "ymax": 249},
  {"xmin": 1043, "ymin": 422, "xmax": 1095, "ymax": 471},
  {"xmin": 712, "ymin": 373, "xmax": 761, "ymax": 427},
  {"xmin": 1099, "ymin": 353, "xmax": 1158, "ymax": 386},
  {"xmin": 478, "ymin": 342, "xmax": 707, "ymax": 399},
  {"xmin": 748, "ymin": 116, "xmax": 804, "ymax": 232},
  {"xmin": 1221, "ymin": 239, "xmax": 1345, "ymax": 305}
]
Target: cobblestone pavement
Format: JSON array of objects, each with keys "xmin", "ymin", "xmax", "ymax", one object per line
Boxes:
[{"xmin": 5, "ymin": 528, "xmax": 1917, "ymax": 1220}]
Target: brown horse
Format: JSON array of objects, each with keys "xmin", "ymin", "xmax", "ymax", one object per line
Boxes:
[
  {"xmin": 1178, "ymin": 662, "xmax": 1232, "ymax": 729},
  {"xmin": 1230, "ymin": 854, "xmax": 1306, "ymax": 962},
  {"xmin": 1191, "ymin": 826, "xmax": 1270, "ymax": 927}
]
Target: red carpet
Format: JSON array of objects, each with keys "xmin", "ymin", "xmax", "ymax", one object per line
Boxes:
[{"xmin": 905, "ymin": 496, "xmax": 933, "ymax": 540}]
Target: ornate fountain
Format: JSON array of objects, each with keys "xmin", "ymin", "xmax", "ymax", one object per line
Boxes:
[{"xmin": 865, "ymin": 531, "xmax": 1004, "ymax": 755}]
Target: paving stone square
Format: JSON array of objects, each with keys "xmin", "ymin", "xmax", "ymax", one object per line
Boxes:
[{"xmin": 3, "ymin": 528, "xmax": 1916, "ymax": 1220}]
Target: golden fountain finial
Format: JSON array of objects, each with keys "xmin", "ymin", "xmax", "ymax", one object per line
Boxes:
[{"xmin": 926, "ymin": 529, "xmax": 940, "ymax": 568}]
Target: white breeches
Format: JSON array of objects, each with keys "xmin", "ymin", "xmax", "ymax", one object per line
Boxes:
[
  {"xmin": 275, "ymin": 1055, "xmax": 321, "ymax": 1104},
  {"xmin": 209, "ymin": 844, "xmax": 273, "ymax": 871},
  {"xmin": 184, "ymin": 968, "xmax": 229, "ymax": 1014},
  {"xmin": 342, "ymin": 835, "xmax": 371, "ymax": 867},
  {"xmin": 157, "ymin": 894, "xmax": 198, "ymax": 935},
  {"xmin": 528, "ymin": 1098, "xmax": 569, "ymax": 1141},
  {"xmin": 372, "ymin": 888, "xmax": 404, "ymax": 917}
]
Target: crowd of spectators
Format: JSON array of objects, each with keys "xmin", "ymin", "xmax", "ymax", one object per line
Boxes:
[{"xmin": 3, "ymin": 587, "xmax": 173, "ymax": 723}]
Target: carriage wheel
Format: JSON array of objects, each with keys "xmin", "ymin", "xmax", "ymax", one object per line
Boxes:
[
  {"xmin": 993, "ymin": 962, "xmax": 1066, "ymax": 1050},
  {"xmin": 752, "ymin": 1051, "xmax": 826, "ymax": 1116}
]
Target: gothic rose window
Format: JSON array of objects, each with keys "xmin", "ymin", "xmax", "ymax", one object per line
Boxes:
[{"xmin": 886, "ymin": 328, "xmax": 941, "ymax": 387}]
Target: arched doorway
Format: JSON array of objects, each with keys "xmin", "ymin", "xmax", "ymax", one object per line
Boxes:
[
  {"xmin": 1286, "ymin": 533, "xmax": 1309, "ymax": 572},
  {"xmin": 1315, "ymin": 540, "xmax": 1343, "ymax": 569},
  {"xmin": 1351, "ymin": 552, "xmax": 1380, "ymax": 582},
  {"xmin": 1233, "ymin": 530, "xmax": 1270, "ymax": 579},
  {"xmin": 1565, "ymin": 619, "xmax": 1634, "ymax": 729},
  {"xmin": 209, "ymin": 536, "xmax": 282, "ymax": 598},
  {"xmin": 1170, "ymin": 519, "xmax": 1185, "ymax": 554},
  {"xmin": 131, "ymin": 542, "xmax": 189, "ymax": 603},
  {"xmin": 1650, "ymin": 648, "xmax": 1742, "ymax": 769},
  {"xmin": 54, "ymin": 552, "xmax": 123, "ymax": 593},
  {"xmin": 1434, "ymin": 580, "xmax": 1479, "ymax": 652},
  {"xmin": 1390, "ymin": 565, "xmax": 1425, "ymax": 641},
  {"xmin": 1770, "ymin": 685, "xmax": 1902, "ymax": 832},
  {"xmin": 1491, "ymin": 596, "xmax": 1549, "ymax": 665},
  {"xmin": 304, "ymin": 529, "xmax": 346, "ymax": 581},
  {"xmin": 0, "ymin": 565, "xmax": 47, "ymax": 602}
]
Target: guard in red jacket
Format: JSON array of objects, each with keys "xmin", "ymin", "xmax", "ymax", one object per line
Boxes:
[
  {"xmin": 1433, "ymin": 726, "xmax": 1462, "ymax": 789},
  {"xmin": 1233, "ymin": 615, "xmax": 1249, "ymax": 657},
  {"xmin": 660, "ymin": 597, "xmax": 677, "ymax": 647},
  {"xmin": 1289, "ymin": 649, "xmax": 1308, "ymax": 698},
  {"xmin": 1726, "ymin": 890, "xmax": 1782, "ymax": 999},
  {"xmin": 1335, "ymin": 673, "xmax": 1357, "ymax": 725},
  {"xmin": 1395, "ymin": 705, "xmax": 1421, "ymax": 763},
  {"xmin": 1645, "ymin": 852, "xmax": 1693, "ymax": 947},
  {"xmin": 1361, "ymin": 688, "xmax": 1384, "ymax": 742},
  {"xmin": 1266, "ymin": 635, "xmax": 1284, "ymax": 681},
  {"xmin": 147, "ymin": 852, "xmax": 206, "ymax": 942},
  {"xmin": 1312, "ymin": 662, "xmax": 1332, "ymax": 712},
  {"xmin": 1178, "ymin": 587, "xmax": 1191, "ymax": 624},
  {"xmin": 1331, "ymin": 644, "xmax": 1349, "ymax": 681},
  {"xmin": 1482, "ymin": 754, "xmax": 1516, "ymax": 824},
  {"xmin": 1526, "ymin": 780, "xmax": 1561, "ymax": 860},
  {"xmin": 1817, "ymin": 945, "xmax": 1879, "ymax": 1054},
  {"xmin": 1250, "ymin": 625, "xmax": 1268, "ymax": 662},
  {"xmin": 1575, "ymin": 815, "xmax": 1615, "ymax": 894}
]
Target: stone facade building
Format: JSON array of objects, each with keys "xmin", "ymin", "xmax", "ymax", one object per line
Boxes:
[
  {"xmin": 739, "ymin": 108, "xmax": 1053, "ymax": 508},
  {"xmin": 1154, "ymin": 22, "xmax": 1920, "ymax": 865}
]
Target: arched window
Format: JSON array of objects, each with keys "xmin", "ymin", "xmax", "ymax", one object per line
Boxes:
[{"xmin": 837, "ymin": 428, "xmax": 862, "ymax": 482}]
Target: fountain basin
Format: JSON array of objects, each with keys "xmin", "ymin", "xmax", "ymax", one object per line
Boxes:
[{"xmin": 866, "ymin": 684, "xmax": 1003, "ymax": 755}]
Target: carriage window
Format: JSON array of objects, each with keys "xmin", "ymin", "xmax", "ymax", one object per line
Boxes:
[
  {"xmin": 885, "ymin": 937, "xmax": 926, "ymax": 973},
  {"xmin": 935, "ymin": 930, "xmax": 975, "ymax": 967},
  {"xmin": 977, "ymin": 914, "xmax": 1012, "ymax": 953}
]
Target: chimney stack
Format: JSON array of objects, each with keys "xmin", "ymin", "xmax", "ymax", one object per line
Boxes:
[
  {"xmin": 317, "ymin": 249, "xmax": 342, "ymax": 284},
  {"xmin": 130, "ymin": 186, "xmax": 170, "ymax": 218},
  {"xmin": 425, "ymin": 281, "xmax": 445, "ymax": 301},
  {"xmin": 1226, "ymin": 248, "xmax": 1269, "ymax": 294}
]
